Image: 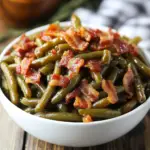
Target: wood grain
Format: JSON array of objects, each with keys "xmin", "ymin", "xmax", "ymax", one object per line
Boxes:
[{"xmin": 0, "ymin": 103, "xmax": 24, "ymax": 150}]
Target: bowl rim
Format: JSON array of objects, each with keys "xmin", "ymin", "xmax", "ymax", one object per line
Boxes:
[{"xmin": 0, "ymin": 22, "xmax": 150, "ymax": 126}]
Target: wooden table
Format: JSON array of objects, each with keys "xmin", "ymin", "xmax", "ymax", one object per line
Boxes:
[
  {"xmin": 0, "ymin": 103, "xmax": 149, "ymax": 150},
  {"xmin": 0, "ymin": 20, "xmax": 150, "ymax": 150}
]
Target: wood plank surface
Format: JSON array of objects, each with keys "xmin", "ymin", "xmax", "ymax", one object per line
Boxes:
[{"xmin": 0, "ymin": 103, "xmax": 24, "ymax": 150}]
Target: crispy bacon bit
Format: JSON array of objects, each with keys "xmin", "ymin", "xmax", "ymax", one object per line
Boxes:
[
  {"xmin": 79, "ymin": 27, "xmax": 91, "ymax": 42},
  {"xmin": 63, "ymin": 27, "xmax": 89, "ymax": 51},
  {"xmin": 16, "ymin": 65, "xmax": 21, "ymax": 74},
  {"xmin": 51, "ymin": 49, "xmax": 57, "ymax": 55},
  {"xmin": 123, "ymin": 67, "xmax": 134, "ymax": 98},
  {"xmin": 59, "ymin": 50, "xmax": 74, "ymax": 67},
  {"xmin": 80, "ymin": 79, "xmax": 99, "ymax": 102},
  {"xmin": 86, "ymin": 60, "xmax": 101, "ymax": 72},
  {"xmin": 83, "ymin": 115, "xmax": 93, "ymax": 123},
  {"xmin": 102, "ymin": 80, "xmax": 118, "ymax": 104},
  {"xmin": 66, "ymin": 88, "xmax": 80, "ymax": 104},
  {"xmin": 41, "ymin": 35, "xmax": 52, "ymax": 42},
  {"xmin": 73, "ymin": 96, "xmax": 91, "ymax": 109},
  {"xmin": 25, "ymin": 71, "xmax": 41, "ymax": 84},
  {"xmin": 20, "ymin": 57, "xmax": 33, "ymax": 75},
  {"xmin": 43, "ymin": 24, "xmax": 61, "ymax": 37},
  {"xmin": 68, "ymin": 58, "xmax": 84, "ymax": 74},
  {"xmin": 14, "ymin": 34, "xmax": 36, "ymax": 58},
  {"xmin": 49, "ymin": 74, "xmax": 70, "ymax": 88}
]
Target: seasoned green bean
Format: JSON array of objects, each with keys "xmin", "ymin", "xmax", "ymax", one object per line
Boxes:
[
  {"xmin": 78, "ymin": 109, "xmax": 121, "ymax": 119},
  {"xmin": 71, "ymin": 14, "xmax": 81, "ymax": 29},
  {"xmin": 101, "ymin": 50, "xmax": 111, "ymax": 64},
  {"xmin": 130, "ymin": 63, "xmax": 146, "ymax": 103},
  {"xmin": 117, "ymin": 56, "xmax": 127, "ymax": 69},
  {"xmin": 35, "ymin": 61, "xmax": 61, "ymax": 112},
  {"xmin": 35, "ymin": 37, "xmax": 64, "ymax": 58},
  {"xmin": 90, "ymin": 72, "xmax": 102, "ymax": 89},
  {"xmin": 1, "ymin": 75, "xmax": 9, "ymax": 95},
  {"xmin": 32, "ymin": 53, "xmax": 61, "ymax": 68},
  {"xmin": 17, "ymin": 75, "xmax": 32, "ymax": 98},
  {"xmin": 57, "ymin": 103, "xmax": 68, "ymax": 112},
  {"xmin": 9, "ymin": 64, "xmax": 18, "ymax": 70},
  {"xmin": 21, "ymin": 97, "xmax": 39, "ymax": 107},
  {"xmin": 35, "ymin": 38, "xmax": 43, "ymax": 47},
  {"xmin": 51, "ymin": 73, "xmax": 82, "ymax": 104},
  {"xmin": 55, "ymin": 43, "xmax": 71, "ymax": 54},
  {"xmin": 0, "ymin": 62, "xmax": 19, "ymax": 105},
  {"xmin": 132, "ymin": 56, "xmax": 150, "ymax": 77},
  {"xmin": 107, "ymin": 67, "xmax": 118, "ymax": 83},
  {"xmin": 93, "ymin": 97, "xmax": 110, "ymax": 108},
  {"xmin": 24, "ymin": 107, "xmax": 35, "ymax": 114},
  {"xmin": 1, "ymin": 55, "xmax": 14, "ymax": 63},
  {"xmin": 39, "ymin": 63, "xmax": 54, "ymax": 75},
  {"xmin": 35, "ymin": 112, "xmax": 82, "ymax": 122},
  {"xmin": 75, "ymin": 51, "xmax": 103, "ymax": 60}
]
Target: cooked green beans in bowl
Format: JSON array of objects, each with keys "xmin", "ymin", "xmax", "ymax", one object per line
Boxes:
[{"xmin": 0, "ymin": 15, "xmax": 150, "ymax": 123}]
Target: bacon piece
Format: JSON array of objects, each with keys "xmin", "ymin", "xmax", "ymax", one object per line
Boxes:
[
  {"xmin": 65, "ymin": 88, "xmax": 80, "ymax": 104},
  {"xmin": 73, "ymin": 96, "xmax": 91, "ymax": 109},
  {"xmin": 79, "ymin": 27, "xmax": 91, "ymax": 42},
  {"xmin": 51, "ymin": 49, "xmax": 57, "ymax": 55},
  {"xmin": 63, "ymin": 27, "xmax": 89, "ymax": 51},
  {"xmin": 83, "ymin": 115, "xmax": 93, "ymax": 123},
  {"xmin": 80, "ymin": 79, "xmax": 99, "ymax": 102},
  {"xmin": 25, "ymin": 71, "xmax": 41, "ymax": 84},
  {"xmin": 43, "ymin": 24, "xmax": 61, "ymax": 37},
  {"xmin": 41, "ymin": 35, "xmax": 52, "ymax": 42},
  {"xmin": 86, "ymin": 60, "xmax": 101, "ymax": 72},
  {"xmin": 102, "ymin": 80, "xmax": 118, "ymax": 104},
  {"xmin": 59, "ymin": 50, "xmax": 74, "ymax": 67},
  {"xmin": 20, "ymin": 57, "xmax": 33, "ymax": 75},
  {"xmin": 14, "ymin": 34, "xmax": 36, "ymax": 58},
  {"xmin": 123, "ymin": 67, "xmax": 134, "ymax": 98},
  {"xmin": 16, "ymin": 65, "xmax": 21, "ymax": 74},
  {"xmin": 68, "ymin": 58, "xmax": 84, "ymax": 74},
  {"xmin": 49, "ymin": 74, "xmax": 70, "ymax": 88}
]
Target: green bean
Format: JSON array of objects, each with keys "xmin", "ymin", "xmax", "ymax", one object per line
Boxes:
[
  {"xmin": 78, "ymin": 108, "xmax": 121, "ymax": 119},
  {"xmin": 121, "ymin": 98, "xmax": 137, "ymax": 114},
  {"xmin": 35, "ymin": 38, "xmax": 43, "ymax": 47},
  {"xmin": 1, "ymin": 55, "xmax": 14, "ymax": 63},
  {"xmin": 101, "ymin": 50, "xmax": 111, "ymax": 64},
  {"xmin": 0, "ymin": 62, "xmax": 19, "ymax": 105},
  {"xmin": 24, "ymin": 107, "xmax": 35, "ymax": 114},
  {"xmin": 75, "ymin": 51, "xmax": 103, "ymax": 60},
  {"xmin": 51, "ymin": 73, "xmax": 82, "ymax": 104},
  {"xmin": 90, "ymin": 72, "xmax": 102, "ymax": 89},
  {"xmin": 39, "ymin": 63, "xmax": 54, "ymax": 75},
  {"xmin": 130, "ymin": 63, "xmax": 146, "ymax": 103},
  {"xmin": 9, "ymin": 64, "xmax": 18, "ymax": 70},
  {"xmin": 57, "ymin": 104, "xmax": 68, "ymax": 112},
  {"xmin": 17, "ymin": 75, "xmax": 32, "ymax": 98},
  {"xmin": 71, "ymin": 14, "xmax": 81, "ymax": 29},
  {"xmin": 14, "ymin": 56, "xmax": 21, "ymax": 64},
  {"xmin": 21, "ymin": 97, "xmax": 39, "ymax": 107},
  {"xmin": 93, "ymin": 97, "xmax": 110, "ymax": 108},
  {"xmin": 107, "ymin": 67, "xmax": 118, "ymax": 83},
  {"xmin": 117, "ymin": 56, "xmax": 127, "ymax": 69},
  {"xmin": 55, "ymin": 43, "xmax": 71, "ymax": 54},
  {"xmin": 1, "ymin": 75, "xmax": 9, "ymax": 95},
  {"xmin": 35, "ymin": 112, "xmax": 82, "ymax": 122},
  {"xmin": 35, "ymin": 83, "xmax": 46, "ymax": 94},
  {"xmin": 31, "ymin": 53, "xmax": 61, "ymax": 68},
  {"xmin": 101, "ymin": 65, "xmax": 110, "ymax": 77},
  {"xmin": 35, "ymin": 37, "xmax": 64, "ymax": 58},
  {"xmin": 130, "ymin": 36, "xmax": 142, "ymax": 45},
  {"xmin": 132, "ymin": 56, "xmax": 150, "ymax": 77},
  {"xmin": 35, "ymin": 61, "xmax": 61, "ymax": 112}
]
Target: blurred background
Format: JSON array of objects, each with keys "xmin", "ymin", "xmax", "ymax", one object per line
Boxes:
[{"xmin": 0, "ymin": 0, "xmax": 150, "ymax": 53}]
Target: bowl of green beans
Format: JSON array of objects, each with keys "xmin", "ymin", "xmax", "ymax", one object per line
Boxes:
[{"xmin": 0, "ymin": 15, "xmax": 150, "ymax": 147}]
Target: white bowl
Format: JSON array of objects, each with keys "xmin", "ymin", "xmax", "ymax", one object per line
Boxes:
[{"xmin": 0, "ymin": 23, "xmax": 150, "ymax": 147}]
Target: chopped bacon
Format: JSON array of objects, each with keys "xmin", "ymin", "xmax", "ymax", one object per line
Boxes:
[
  {"xmin": 16, "ymin": 65, "xmax": 21, "ymax": 74},
  {"xmin": 102, "ymin": 79, "xmax": 118, "ymax": 104},
  {"xmin": 79, "ymin": 79, "xmax": 99, "ymax": 102},
  {"xmin": 41, "ymin": 35, "xmax": 52, "ymax": 42},
  {"xmin": 86, "ymin": 60, "xmax": 101, "ymax": 72},
  {"xmin": 49, "ymin": 74, "xmax": 70, "ymax": 88},
  {"xmin": 73, "ymin": 96, "xmax": 91, "ymax": 109},
  {"xmin": 79, "ymin": 27, "xmax": 91, "ymax": 42},
  {"xmin": 20, "ymin": 57, "xmax": 33, "ymax": 75},
  {"xmin": 14, "ymin": 34, "xmax": 36, "ymax": 58},
  {"xmin": 68, "ymin": 58, "xmax": 84, "ymax": 74},
  {"xmin": 51, "ymin": 49, "xmax": 57, "ymax": 55},
  {"xmin": 62, "ymin": 27, "xmax": 89, "ymax": 51},
  {"xmin": 25, "ymin": 70, "xmax": 41, "ymax": 84},
  {"xmin": 65, "ymin": 88, "xmax": 80, "ymax": 104},
  {"xmin": 43, "ymin": 24, "xmax": 62, "ymax": 37},
  {"xmin": 123, "ymin": 67, "xmax": 134, "ymax": 98},
  {"xmin": 59, "ymin": 50, "xmax": 74, "ymax": 67},
  {"xmin": 83, "ymin": 115, "xmax": 93, "ymax": 123}
]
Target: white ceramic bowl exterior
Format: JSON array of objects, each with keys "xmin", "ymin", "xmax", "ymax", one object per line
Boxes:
[{"xmin": 0, "ymin": 23, "xmax": 150, "ymax": 147}]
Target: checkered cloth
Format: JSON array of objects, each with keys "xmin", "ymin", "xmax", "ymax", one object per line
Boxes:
[{"xmin": 75, "ymin": 0, "xmax": 150, "ymax": 51}]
